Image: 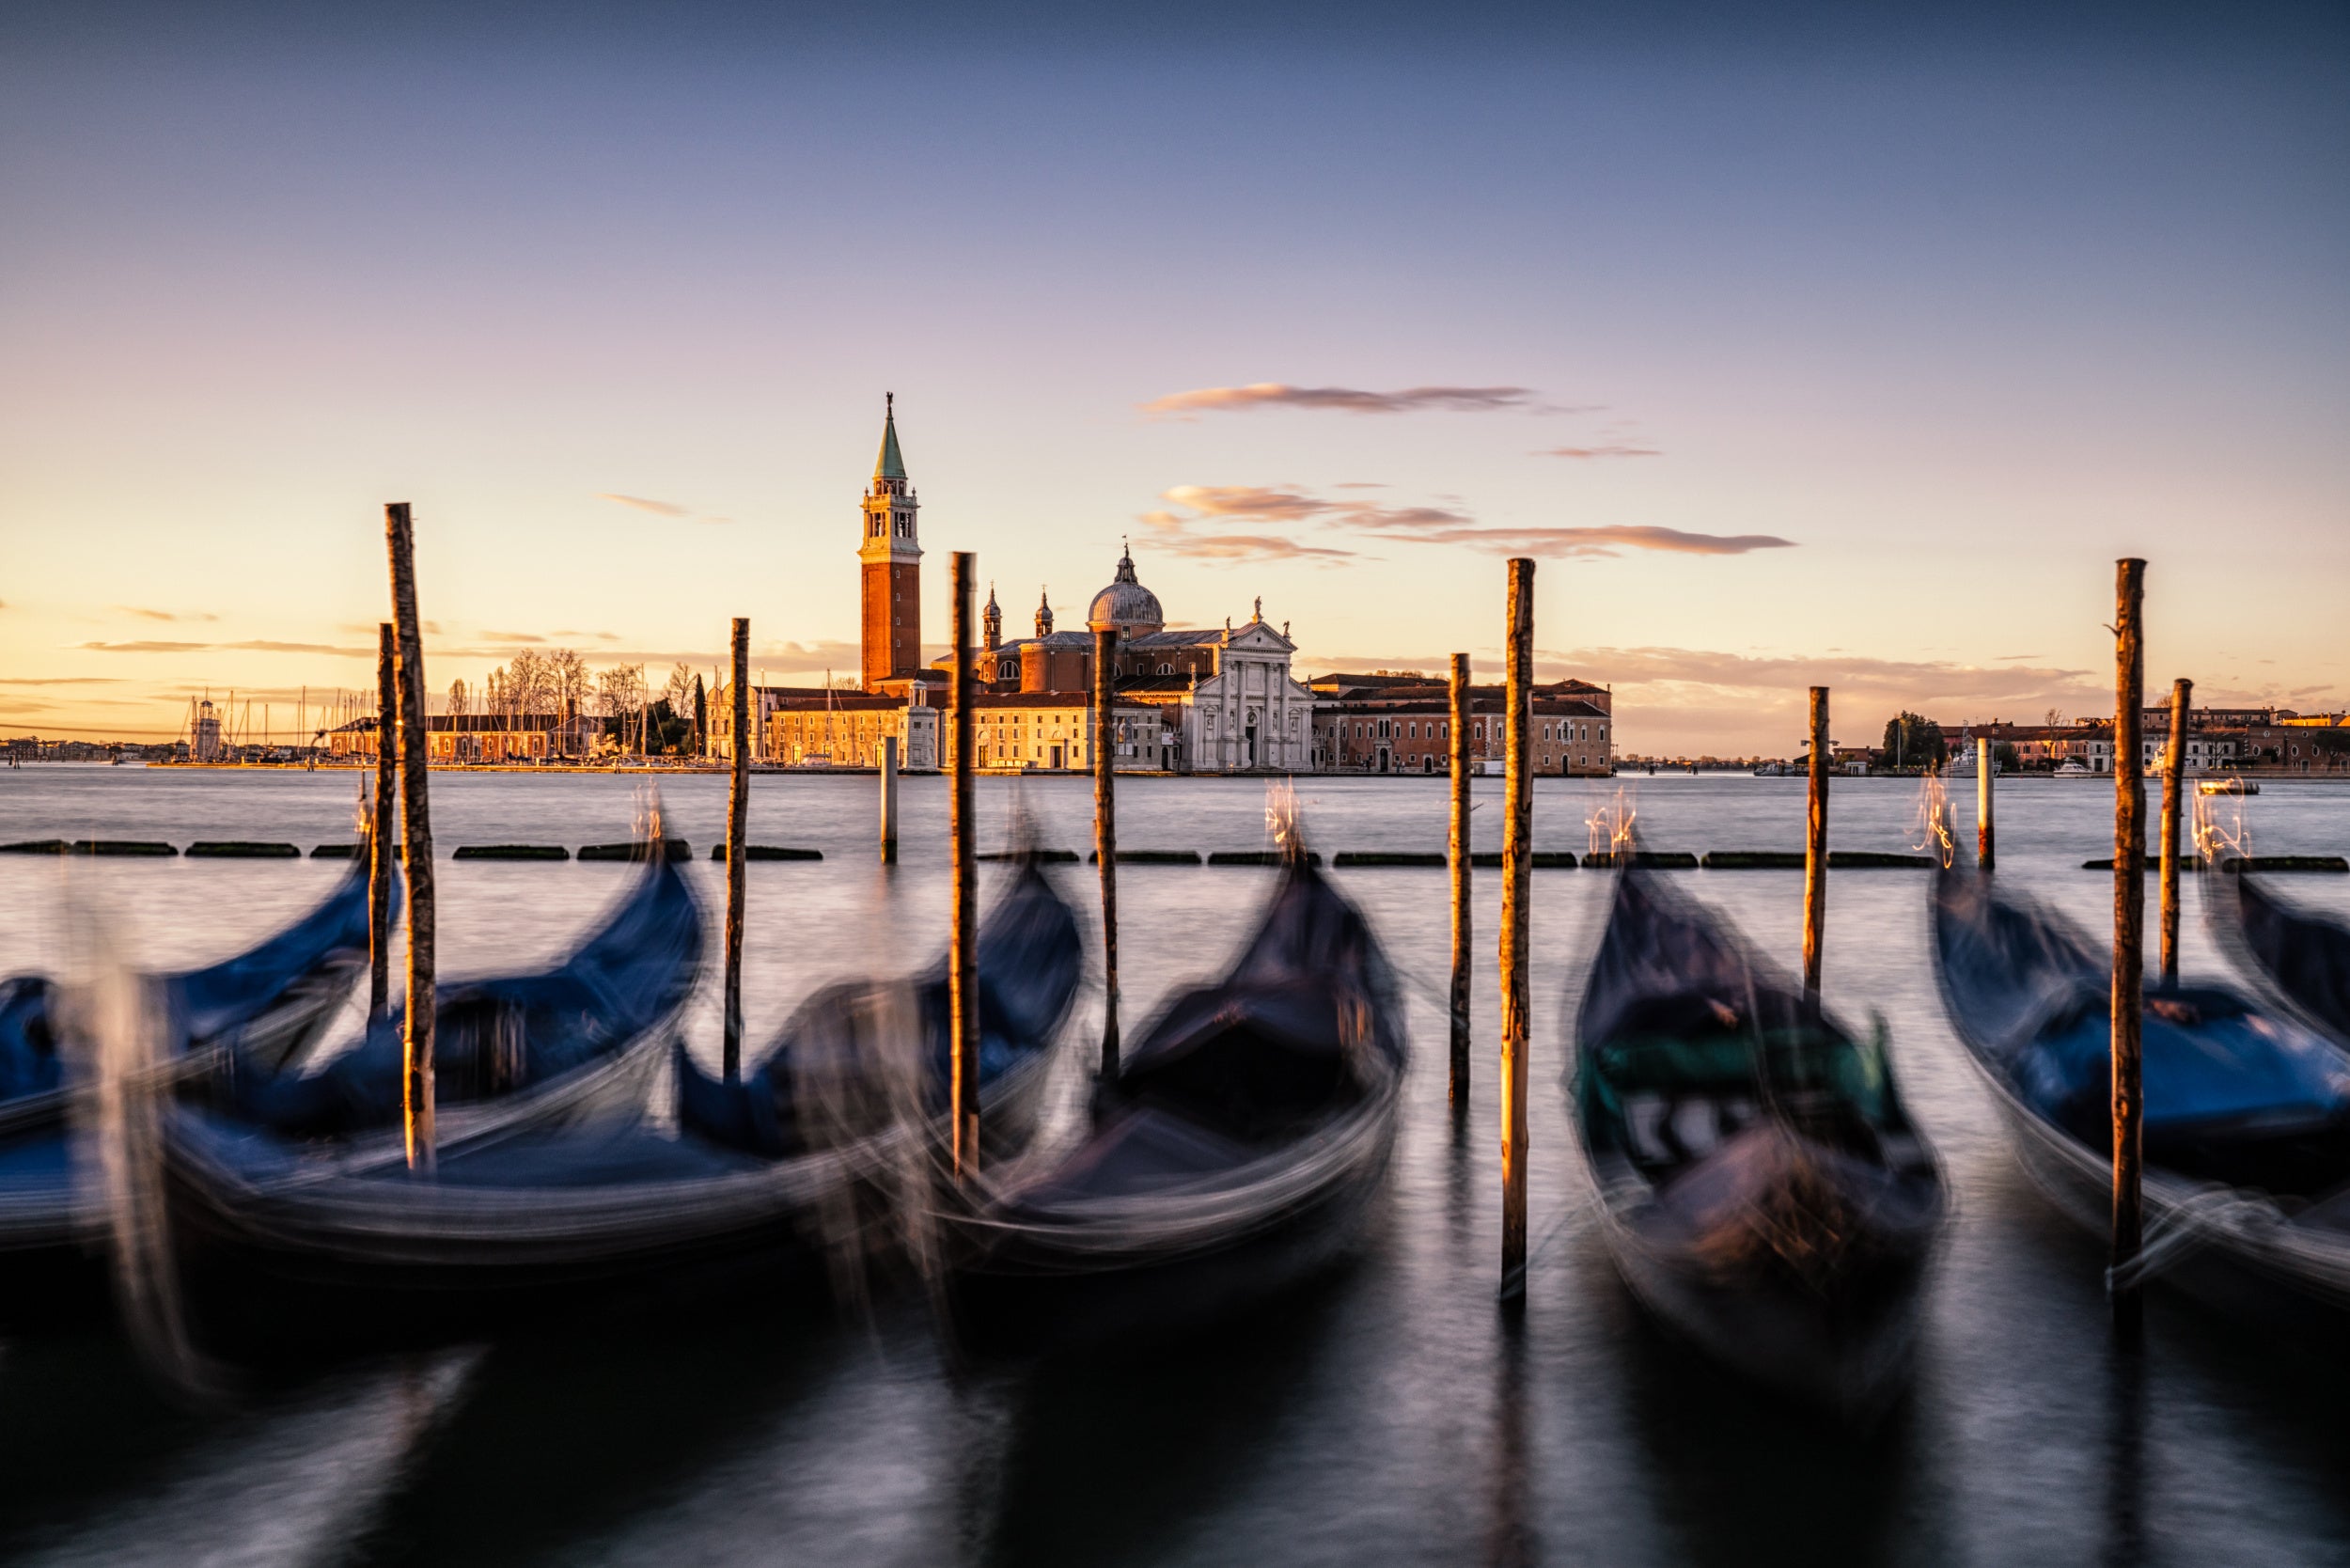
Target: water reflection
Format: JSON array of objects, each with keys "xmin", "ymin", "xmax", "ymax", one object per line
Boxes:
[
  {"xmin": 2100, "ymin": 1347, "xmax": 2147, "ymax": 1568},
  {"xmin": 1619, "ymin": 1304, "xmax": 1919, "ymax": 1567},
  {"xmin": 1486, "ymin": 1313, "xmax": 1535, "ymax": 1568},
  {"xmin": 976, "ymin": 1278, "xmax": 1351, "ymax": 1567}
]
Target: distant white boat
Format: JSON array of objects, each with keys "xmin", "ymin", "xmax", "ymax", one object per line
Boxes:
[{"xmin": 2054, "ymin": 760, "xmax": 2093, "ymax": 778}]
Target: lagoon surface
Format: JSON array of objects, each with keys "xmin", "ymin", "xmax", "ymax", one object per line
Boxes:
[{"xmin": 2, "ymin": 766, "xmax": 2348, "ymax": 1567}]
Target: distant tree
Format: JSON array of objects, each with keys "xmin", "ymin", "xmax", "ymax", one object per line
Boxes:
[
  {"xmin": 446, "ymin": 678, "xmax": 469, "ymax": 716},
  {"xmin": 691, "ymin": 674, "xmax": 707, "ymax": 755},
  {"xmin": 1993, "ymin": 742, "xmax": 2021, "ymax": 773},
  {"xmin": 2044, "ymin": 708, "xmax": 2066, "ymax": 729},
  {"xmin": 1882, "ymin": 712, "xmax": 1948, "ymax": 772},
  {"xmin": 548, "ymin": 649, "xmax": 590, "ymax": 717},
  {"xmin": 665, "ymin": 662, "xmax": 695, "ymax": 713},
  {"xmin": 596, "ymin": 663, "xmax": 647, "ymax": 721}
]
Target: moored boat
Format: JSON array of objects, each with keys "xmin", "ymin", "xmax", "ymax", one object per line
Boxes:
[
  {"xmin": 1570, "ymin": 866, "xmax": 1946, "ymax": 1419},
  {"xmin": 162, "ymin": 857, "xmax": 1078, "ymax": 1355},
  {"xmin": 0, "ymin": 860, "xmax": 377, "ymax": 1300},
  {"xmin": 941, "ymin": 853, "xmax": 1405, "ymax": 1361},
  {"xmin": 1931, "ymin": 868, "xmax": 2350, "ymax": 1325}
]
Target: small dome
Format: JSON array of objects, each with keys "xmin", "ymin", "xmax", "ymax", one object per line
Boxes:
[{"xmin": 1087, "ymin": 544, "xmax": 1165, "ymax": 635}]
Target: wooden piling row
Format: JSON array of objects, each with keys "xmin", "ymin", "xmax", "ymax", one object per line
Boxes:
[
  {"xmin": 1499, "ymin": 561, "xmax": 1533, "ymax": 1297},
  {"xmin": 1094, "ymin": 625, "xmax": 1120, "ymax": 1082},
  {"xmin": 1449, "ymin": 651, "xmax": 1473, "ymax": 1111},
  {"xmin": 724, "ymin": 618, "xmax": 749, "ymax": 1083},
  {"xmin": 2110, "ymin": 558, "xmax": 2147, "ymax": 1342},
  {"xmin": 384, "ymin": 504, "xmax": 436, "ymax": 1174},
  {"xmin": 949, "ymin": 552, "xmax": 979, "ymax": 1181},
  {"xmin": 369, "ymin": 622, "xmax": 396, "ymax": 1022},
  {"xmin": 2160, "ymin": 677, "xmax": 2191, "ymax": 986},
  {"xmin": 1802, "ymin": 687, "xmax": 1830, "ymax": 1000}
]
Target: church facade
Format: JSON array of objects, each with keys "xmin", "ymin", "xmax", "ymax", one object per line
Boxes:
[{"xmin": 928, "ymin": 544, "xmax": 1314, "ymax": 775}]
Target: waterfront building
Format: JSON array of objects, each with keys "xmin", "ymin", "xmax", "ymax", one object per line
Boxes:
[
  {"xmin": 1308, "ymin": 673, "xmax": 1614, "ymax": 776},
  {"xmin": 763, "ymin": 694, "xmax": 940, "ymax": 769},
  {"xmin": 192, "ymin": 698, "xmax": 223, "ymax": 762},
  {"xmin": 324, "ymin": 712, "xmax": 598, "ymax": 762},
  {"xmin": 947, "ymin": 690, "xmax": 1171, "ymax": 773},
  {"xmin": 708, "ymin": 682, "xmax": 835, "ymax": 761}
]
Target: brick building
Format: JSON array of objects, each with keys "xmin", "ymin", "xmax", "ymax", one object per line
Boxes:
[{"xmin": 1308, "ymin": 673, "xmax": 1614, "ymax": 776}]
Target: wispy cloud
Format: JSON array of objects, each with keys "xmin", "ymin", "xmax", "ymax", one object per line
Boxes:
[
  {"xmin": 116, "ymin": 606, "xmax": 220, "ymax": 623},
  {"xmin": 1996, "ymin": 652, "xmax": 2047, "ymax": 661},
  {"xmin": 597, "ymin": 493, "xmax": 729, "ymax": 525},
  {"xmin": 1144, "ymin": 485, "xmax": 1793, "ymax": 561},
  {"xmin": 76, "ymin": 640, "xmax": 212, "ymax": 654},
  {"xmin": 1136, "ymin": 518, "xmax": 1360, "ymax": 563},
  {"xmin": 482, "ymin": 631, "xmax": 547, "ymax": 644},
  {"xmin": 0, "ymin": 676, "xmax": 123, "ymax": 686},
  {"xmin": 1141, "ymin": 384, "xmax": 1559, "ymax": 418},
  {"xmin": 596, "ymin": 493, "xmax": 692, "ymax": 518},
  {"xmin": 1398, "ymin": 524, "xmax": 1794, "ymax": 557},
  {"xmin": 76, "ymin": 638, "xmax": 371, "ymax": 657},
  {"xmin": 1540, "ymin": 442, "xmax": 1662, "ymax": 461}
]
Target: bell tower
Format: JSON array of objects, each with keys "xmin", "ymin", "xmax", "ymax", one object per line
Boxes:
[{"xmin": 858, "ymin": 393, "xmax": 922, "ymax": 690}]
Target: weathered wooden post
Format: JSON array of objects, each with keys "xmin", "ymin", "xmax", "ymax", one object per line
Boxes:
[
  {"xmin": 724, "ymin": 618, "xmax": 749, "ymax": 1083},
  {"xmin": 384, "ymin": 504, "xmax": 436, "ymax": 1173},
  {"xmin": 2160, "ymin": 677, "xmax": 2192, "ymax": 985},
  {"xmin": 369, "ymin": 622, "xmax": 397, "ymax": 1020},
  {"xmin": 1449, "ymin": 651, "xmax": 1473, "ymax": 1108},
  {"xmin": 2111, "ymin": 558, "xmax": 2148, "ymax": 1342},
  {"xmin": 1977, "ymin": 725, "xmax": 1997, "ymax": 871},
  {"xmin": 880, "ymin": 735, "xmax": 900, "ymax": 863},
  {"xmin": 1094, "ymin": 625, "xmax": 1120, "ymax": 1081},
  {"xmin": 950, "ymin": 552, "xmax": 979, "ymax": 1180},
  {"xmin": 1500, "ymin": 561, "xmax": 1533, "ymax": 1298},
  {"xmin": 1803, "ymin": 687, "xmax": 1830, "ymax": 999}
]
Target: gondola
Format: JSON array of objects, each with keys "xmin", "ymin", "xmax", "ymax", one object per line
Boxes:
[
  {"xmin": 1932, "ymin": 867, "xmax": 2350, "ymax": 1323},
  {"xmin": 0, "ymin": 859, "xmax": 376, "ymax": 1293},
  {"xmin": 2210, "ymin": 867, "xmax": 2350, "ymax": 1052},
  {"xmin": 160, "ymin": 858, "xmax": 1078, "ymax": 1353},
  {"xmin": 1570, "ymin": 866, "xmax": 1945, "ymax": 1419},
  {"xmin": 941, "ymin": 853, "xmax": 1405, "ymax": 1361}
]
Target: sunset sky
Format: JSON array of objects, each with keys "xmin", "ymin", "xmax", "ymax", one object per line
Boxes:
[{"xmin": 3, "ymin": 2, "xmax": 2344, "ymax": 755}]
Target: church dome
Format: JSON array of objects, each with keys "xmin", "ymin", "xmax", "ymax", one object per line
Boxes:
[{"xmin": 1087, "ymin": 544, "xmax": 1165, "ymax": 635}]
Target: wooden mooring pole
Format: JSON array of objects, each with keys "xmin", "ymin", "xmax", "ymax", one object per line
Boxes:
[
  {"xmin": 1094, "ymin": 625, "xmax": 1120, "ymax": 1081},
  {"xmin": 1449, "ymin": 651, "xmax": 1472, "ymax": 1109},
  {"xmin": 949, "ymin": 552, "xmax": 979, "ymax": 1181},
  {"xmin": 2111, "ymin": 558, "xmax": 2148, "ymax": 1343},
  {"xmin": 1499, "ymin": 562, "xmax": 1533, "ymax": 1299},
  {"xmin": 724, "ymin": 618, "xmax": 749, "ymax": 1083},
  {"xmin": 1803, "ymin": 687, "xmax": 1830, "ymax": 1000},
  {"xmin": 2159, "ymin": 677, "xmax": 2192, "ymax": 986},
  {"xmin": 368, "ymin": 622, "xmax": 396, "ymax": 1020},
  {"xmin": 1977, "ymin": 723, "xmax": 1997, "ymax": 871},
  {"xmin": 384, "ymin": 505, "xmax": 435, "ymax": 1174},
  {"xmin": 880, "ymin": 736, "xmax": 900, "ymax": 864}
]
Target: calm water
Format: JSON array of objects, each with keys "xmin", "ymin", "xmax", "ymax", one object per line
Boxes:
[{"xmin": 2, "ymin": 765, "xmax": 2348, "ymax": 1568}]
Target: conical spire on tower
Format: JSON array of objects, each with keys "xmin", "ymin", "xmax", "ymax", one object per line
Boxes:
[
  {"xmin": 874, "ymin": 391, "xmax": 907, "ymax": 481},
  {"xmin": 983, "ymin": 583, "xmax": 1002, "ymax": 651},
  {"xmin": 1034, "ymin": 588, "xmax": 1054, "ymax": 637}
]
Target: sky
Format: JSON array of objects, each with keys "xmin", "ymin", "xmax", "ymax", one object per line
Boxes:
[{"xmin": 3, "ymin": 1, "xmax": 2345, "ymax": 756}]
